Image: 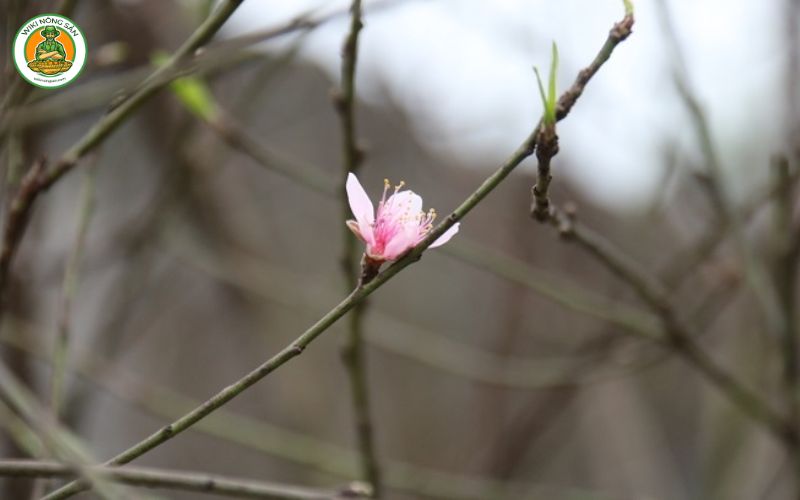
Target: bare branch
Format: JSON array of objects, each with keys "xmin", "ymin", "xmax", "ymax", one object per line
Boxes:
[
  {"xmin": 0, "ymin": 460, "xmax": 368, "ymax": 500},
  {"xmin": 43, "ymin": 7, "xmax": 635, "ymax": 499}
]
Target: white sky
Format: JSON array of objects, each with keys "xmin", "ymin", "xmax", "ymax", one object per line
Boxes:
[{"xmin": 224, "ymin": 0, "xmax": 790, "ymax": 210}]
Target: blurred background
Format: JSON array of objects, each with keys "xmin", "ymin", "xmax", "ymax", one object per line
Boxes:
[{"xmin": 0, "ymin": 0, "xmax": 799, "ymax": 498}]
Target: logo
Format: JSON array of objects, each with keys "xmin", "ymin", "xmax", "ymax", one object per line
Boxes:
[{"xmin": 13, "ymin": 14, "xmax": 86, "ymax": 88}]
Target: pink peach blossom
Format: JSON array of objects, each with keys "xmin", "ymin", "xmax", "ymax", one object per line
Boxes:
[{"xmin": 346, "ymin": 172, "xmax": 460, "ymax": 262}]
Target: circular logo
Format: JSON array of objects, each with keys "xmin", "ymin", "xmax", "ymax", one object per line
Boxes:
[{"xmin": 13, "ymin": 13, "xmax": 87, "ymax": 89}]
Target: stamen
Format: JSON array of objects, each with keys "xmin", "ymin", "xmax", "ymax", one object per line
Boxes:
[{"xmin": 381, "ymin": 179, "xmax": 390, "ymax": 205}]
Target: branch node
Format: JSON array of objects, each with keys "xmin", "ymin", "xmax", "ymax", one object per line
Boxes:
[
  {"xmin": 358, "ymin": 255, "xmax": 382, "ymax": 286},
  {"xmin": 531, "ymin": 125, "xmax": 560, "ymax": 222}
]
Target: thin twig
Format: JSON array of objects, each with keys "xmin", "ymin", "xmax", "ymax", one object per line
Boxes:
[
  {"xmin": 771, "ymin": 156, "xmax": 800, "ymax": 482},
  {"xmin": 0, "ymin": 460, "xmax": 368, "ymax": 500},
  {"xmin": 50, "ymin": 164, "xmax": 97, "ymax": 419},
  {"xmin": 0, "ymin": 0, "xmax": 247, "ymax": 319},
  {"xmin": 442, "ymin": 239, "xmax": 660, "ymax": 339},
  {"xmin": 44, "ymin": 7, "xmax": 635, "ymax": 499},
  {"xmin": 0, "ymin": 0, "xmax": 394, "ymax": 313},
  {"xmin": 528, "ymin": 0, "xmax": 793, "ymax": 449},
  {"xmin": 662, "ymin": 177, "xmax": 785, "ymax": 291},
  {"xmin": 333, "ymin": 1, "xmax": 381, "ymax": 497},
  {"xmin": 0, "ymin": 0, "xmax": 77, "ymax": 119},
  {"xmin": 0, "ymin": 320, "xmax": 574, "ymax": 500},
  {"xmin": 0, "ymin": 158, "xmax": 47, "ymax": 310},
  {"xmin": 0, "ymin": 1, "xmax": 405, "ymax": 138},
  {"xmin": 0, "ymin": 362, "xmax": 135, "ymax": 500},
  {"xmin": 530, "ymin": 10, "xmax": 634, "ymax": 219},
  {"xmin": 196, "ymin": 111, "xmax": 662, "ymax": 340},
  {"xmin": 46, "ymin": 170, "xmax": 512, "ymax": 499},
  {"xmin": 541, "ymin": 206, "xmax": 795, "ymax": 446},
  {"xmin": 655, "ymin": 0, "xmax": 786, "ymax": 353},
  {"xmin": 168, "ymin": 235, "xmax": 648, "ymax": 388}
]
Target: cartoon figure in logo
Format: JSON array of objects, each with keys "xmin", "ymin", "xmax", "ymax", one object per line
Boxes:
[
  {"xmin": 36, "ymin": 26, "xmax": 66, "ymax": 60},
  {"xmin": 27, "ymin": 25, "xmax": 72, "ymax": 75}
]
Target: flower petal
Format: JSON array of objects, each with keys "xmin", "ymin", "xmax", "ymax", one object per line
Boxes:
[
  {"xmin": 381, "ymin": 230, "xmax": 417, "ymax": 261},
  {"xmin": 429, "ymin": 222, "xmax": 460, "ymax": 248},
  {"xmin": 346, "ymin": 173, "xmax": 375, "ymax": 243},
  {"xmin": 385, "ymin": 190, "xmax": 422, "ymax": 218},
  {"xmin": 346, "ymin": 173, "xmax": 374, "ymax": 223},
  {"xmin": 346, "ymin": 220, "xmax": 365, "ymax": 242}
]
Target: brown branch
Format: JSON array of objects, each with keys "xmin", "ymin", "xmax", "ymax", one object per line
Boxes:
[
  {"xmin": 527, "ymin": 1, "xmax": 793, "ymax": 449},
  {"xmin": 0, "ymin": 0, "xmax": 246, "ymax": 321},
  {"xmin": 0, "ymin": 159, "xmax": 47, "ymax": 307},
  {"xmin": 539, "ymin": 206, "xmax": 795, "ymax": 447},
  {"xmin": 770, "ymin": 156, "xmax": 800, "ymax": 484},
  {"xmin": 531, "ymin": 12, "xmax": 634, "ymax": 219},
  {"xmin": 43, "ymin": 6, "xmax": 636, "ymax": 499}
]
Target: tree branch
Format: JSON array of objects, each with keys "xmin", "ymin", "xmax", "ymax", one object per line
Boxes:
[
  {"xmin": 527, "ymin": 0, "xmax": 792, "ymax": 448},
  {"xmin": 0, "ymin": 316, "xmax": 596, "ymax": 500},
  {"xmin": 531, "ymin": 10, "xmax": 634, "ymax": 218},
  {"xmin": 541, "ymin": 206, "xmax": 795, "ymax": 446},
  {"xmin": 0, "ymin": 0, "xmax": 247, "ymax": 318},
  {"xmin": 43, "ymin": 6, "xmax": 635, "ymax": 499},
  {"xmin": 0, "ymin": 460, "xmax": 368, "ymax": 500}
]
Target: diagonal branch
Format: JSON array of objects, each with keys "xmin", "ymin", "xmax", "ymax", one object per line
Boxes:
[
  {"xmin": 541, "ymin": 206, "xmax": 795, "ymax": 446},
  {"xmin": 43, "ymin": 7, "xmax": 635, "ymax": 500},
  {"xmin": 0, "ymin": 362, "xmax": 136, "ymax": 500},
  {"xmin": 0, "ymin": 0, "xmax": 247, "ymax": 318},
  {"xmin": 531, "ymin": 10, "xmax": 634, "ymax": 218},
  {"xmin": 527, "ymin": 0, "xmax": 791, "ymax": 448}
]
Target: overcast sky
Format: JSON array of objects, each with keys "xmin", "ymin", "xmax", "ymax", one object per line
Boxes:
[{"xmin": 223, "ymin": 0, "xmax": 791, "ymax": 210}]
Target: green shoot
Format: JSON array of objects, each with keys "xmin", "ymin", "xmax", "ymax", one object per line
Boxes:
[{"xmin": 534, "ymin": 41, "xmax": 559, "ymax": 126}]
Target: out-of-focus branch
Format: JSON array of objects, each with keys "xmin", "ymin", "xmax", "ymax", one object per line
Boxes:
[
  {"xmin": 196, "ymin": 113, "xmax": 661, "ymax": 339},
  {"xmin": 0, "ymin": 1, "xmax": 391, "ymax": 321},
  {"xmin": 44, "ymin": 124, "xmax": 538, "ymax": 500},
  {"xmin": 0, "ymin": 158, "xmax": 47, "ymax": 311},
  {"xmin": 653, "ymin": 0, "xmax": 727, "ymax": 219},
  {"xmin": 662, "ymin": 178, "xmax": 784, "ymax": 291},
  {"xmin": 0, "ymin": 320, "xmax": 593, "ymax": 500},
  {"xmin": 0, "ymin": 460, "xmax": 369, "ymax": 500},
  {"xmin": 0, "ymin": 0, "xmax": 406, "ymax": 138},
  {"xmin": 0, "ymin": 363, "xmax": 135, "ymax": 500},
  {"xmin": 442, "ymin": 240, "xmax": 659, "ymax": 338},
  {"xmin": 0, "ymin": 0, "xmax": 77, "ymax": 118},
  {"xmin": 0, "ymin": 0, "xmax": 248, "ymax": 320},
  {"xmin": 50, "ymin": 165, "xmax": 96, "ymax": 419},
  {"xmin": 527, "ymin": 0, "xmax": 792, "ymax": 450},
  {"xmin": 538, "ymin": 206, "xmax": 794, "ymax": 446},
  {"xmin": 178, "ymin": 70, "xmax": 659, "ymax": 344},
  {"xmin": 167, "ymin": 235, "xmax": 645, "ymax": 388},
  {"xmin": 655, "ymin": 0, "xmax": 785, "ymax": 348},
  {"xmin": 770, "ymin": 157, "xmax": 800, "ymax": 478},
  {"xmin": 332, "ymin": 1, "xmax": 381, "ymax": 496},
  {"xmin": 45, "ymin": 6, "xmax": 636, "ymax": 497}
]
